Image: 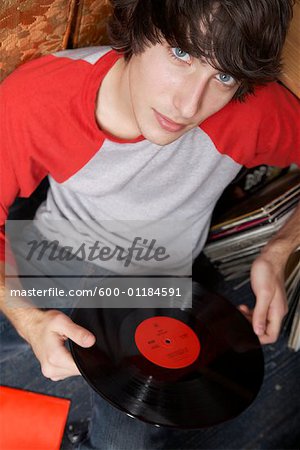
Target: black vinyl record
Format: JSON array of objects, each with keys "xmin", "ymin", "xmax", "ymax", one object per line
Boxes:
[{"xmin": 70, "ymin": 282, "xmax": 264, "ymax": 428}]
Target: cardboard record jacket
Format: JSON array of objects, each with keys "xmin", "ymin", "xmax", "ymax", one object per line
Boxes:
[{"xmin": 70, "ymin": 283, "xmax": 264, "ymax": 428}]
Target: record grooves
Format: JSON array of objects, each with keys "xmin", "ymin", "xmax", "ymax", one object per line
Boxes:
[{"xmin": 70, "ymin": 283, "xmax": 264, "ymax": 428}]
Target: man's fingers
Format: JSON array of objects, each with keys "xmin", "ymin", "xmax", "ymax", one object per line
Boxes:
[
  {"xmin": 252, "ymin": 298, "xmax": 270, "ymax": 336},
  {"xmin": 251, "ymin": 259, "xmax": 276, "ymax": 337},
  {"xmin": 259, "ymin": 298, "xmax": 286, "ymax": 344},
  {"xmin": 238, "ymin": 304, "xmax": 251, "ymax": 314},
  {"xmin": 46, "ymin": 363, "xmax": 81, "ymax": 381},
  {"xmin": 52, "ymin": 315, "xmax": 96, "ymax": 348},
  {"xmin": 237, "ymin": 304, "xmax": 252, "ymax": 322},
  {"xmin": 52, "ymin": 350, "xmax": 81, "ymax": 379},
  {"xmin": 42, "ymin": 344, "xmax": 81, "ymax": 380},
  {"xmin": 238, "ymin": 304, "xmax": 249, "ymax": 313},
  {"xmin": 238, "ymin": 303, "xmax": 280, "ymax": 344}
]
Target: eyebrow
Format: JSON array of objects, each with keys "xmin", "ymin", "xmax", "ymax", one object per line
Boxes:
[
  {"xmin": 198, "ymin": 56, "xmax": 233, "ymax": 77},
  {"xmin": 199, "ymin": 56, "xmax": 209, "ymax": 65}
]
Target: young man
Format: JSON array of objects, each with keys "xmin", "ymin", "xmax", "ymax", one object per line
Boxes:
[{"xmin": 1, "ymin": 0, "xmax": 300, "ymax": 448}]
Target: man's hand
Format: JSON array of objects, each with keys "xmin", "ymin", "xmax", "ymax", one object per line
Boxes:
[
  {"xmin": 239, "ymin": 252, "xmax": 288, "ymax": 345},
  {"xmin": 0, "ymin": 263, "xmax": 95, "ymax": 381},
  {"xmin": 237, "ymin": 201, "xmax": 300, "ymax": 344},
  {"xmin": 22, "ymin": 309, "xmax": 95, "ymax": 381}
]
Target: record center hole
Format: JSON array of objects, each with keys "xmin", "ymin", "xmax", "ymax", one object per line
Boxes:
[{"xmin": 165, "ymin": 339, "xmax": 172, "ymax": 344}]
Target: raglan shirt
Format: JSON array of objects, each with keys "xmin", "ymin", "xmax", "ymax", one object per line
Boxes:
[{"xmin": 1, "ymin": 47, "xmax": 300, "ymax": 274}]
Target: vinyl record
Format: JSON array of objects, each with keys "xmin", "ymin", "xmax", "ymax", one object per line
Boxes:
[{"xmin": 70, "ymin": 282, "xmax": 264, "ymax": 428}]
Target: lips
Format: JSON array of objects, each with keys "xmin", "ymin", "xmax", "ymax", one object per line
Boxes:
[{"xmin": 153, "ymin": 110, "xmax": 186, "ymax": 133}]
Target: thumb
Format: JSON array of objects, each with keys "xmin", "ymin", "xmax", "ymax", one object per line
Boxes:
[
  {"xmin": 251, "ymin": 260, "xmax": 275, "ymax": 337},
  {"xmin": 252, "ymin": 297, "xmax": 270, "ymax": 336},
  {"xmin": 55, "ymin": 316, "xmax": 96, "ymax": 348}
]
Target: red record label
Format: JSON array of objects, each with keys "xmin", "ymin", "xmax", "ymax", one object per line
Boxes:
[{"xmin": 135, "ymin": 316, "xmax": 201, "ymax": 369}]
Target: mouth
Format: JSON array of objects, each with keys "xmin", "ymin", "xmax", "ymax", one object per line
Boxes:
[{"xmin": 153, "ymin": 110, "xmax": 186, "ymax": 133}]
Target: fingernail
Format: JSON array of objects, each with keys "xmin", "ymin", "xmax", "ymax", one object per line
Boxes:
[
  {"xmin": 255, "ymin": 326, "xmax": 264, "ymax": 336},
  {"xmin": 82, "ymin": 334, "xmax": 92, "ymax": 345}
]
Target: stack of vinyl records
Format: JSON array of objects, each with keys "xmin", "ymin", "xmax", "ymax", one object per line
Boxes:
[{"xmin": 204, "ymin": 169, "xmax": 300, "ymax": 350}]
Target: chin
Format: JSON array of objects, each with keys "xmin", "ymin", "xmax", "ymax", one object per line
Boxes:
[{"xmin": 141, "ymin": 127, "xmax": 183, "ymax": 146}]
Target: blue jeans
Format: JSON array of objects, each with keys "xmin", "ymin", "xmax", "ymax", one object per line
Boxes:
[
  {"xmin": 1, "ymin": 224, "xmax": 300, "ymax": 449},
  {"xmin": 77, "ymin": 280, "xmax": 300, "ymax": 450}
]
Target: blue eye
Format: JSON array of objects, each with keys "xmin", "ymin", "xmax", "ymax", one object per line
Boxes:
[
  {"xmin": 217, "ymin": 73, "xmax": 236, "ymax": 86},
  {"xmin": 171, "ymin": 48, "xmax": 191, "ymax": 63}
]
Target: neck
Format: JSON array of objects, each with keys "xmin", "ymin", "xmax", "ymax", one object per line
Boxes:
[{"xmin": 95, "ymin": 56, "xmax": 141, "ymax": 140}]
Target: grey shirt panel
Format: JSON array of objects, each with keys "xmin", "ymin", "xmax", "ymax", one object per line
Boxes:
[{"xmin": 35, "ymin": 127, "xmax": 241, "ymax": 274}]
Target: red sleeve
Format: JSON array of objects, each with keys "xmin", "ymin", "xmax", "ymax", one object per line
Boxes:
[
  {"xmin": 0, "ymin": 66, "xmax": 47, "ymax": 263},
  {"xmin": 0, "ymin": 54, "xmax": 105, "ymax": 263},
  {"xmin": 201, "ymin": 82, "xmax": 300, "ymax": 168}
]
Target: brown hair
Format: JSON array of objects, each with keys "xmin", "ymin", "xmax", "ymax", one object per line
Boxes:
[{"xmin": 108, "ymin": 0, "xmax": 294, "ymax": 100}]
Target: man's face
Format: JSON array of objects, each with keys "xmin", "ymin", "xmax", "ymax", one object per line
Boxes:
[{"xmin": 126, "ymin": 42, "xmax": 240, "ymax": 145}]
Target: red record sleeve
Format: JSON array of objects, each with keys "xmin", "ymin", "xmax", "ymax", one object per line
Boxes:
[{"xmin": 0, "ymin": 386, "xmax": 70, "ymax": 450}]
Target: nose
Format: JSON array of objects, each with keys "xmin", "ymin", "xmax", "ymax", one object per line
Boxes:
[{"xmin": 174, "ymin": 77, "xmax": 207, "ymax": 120}]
